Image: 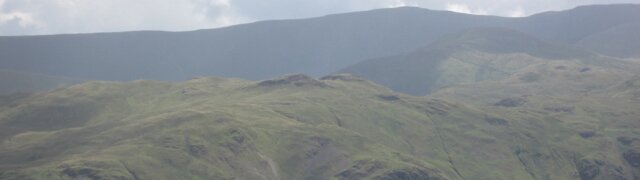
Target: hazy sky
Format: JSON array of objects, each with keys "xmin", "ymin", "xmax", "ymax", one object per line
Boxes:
[{"xmin": 1, "ymin": 0, "xmax": 638, "ymax": 35}]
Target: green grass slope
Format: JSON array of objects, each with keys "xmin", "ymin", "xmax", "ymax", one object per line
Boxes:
[{"xmin": 1, "ymin": 74, "xmax": 638, "ymax": 179}]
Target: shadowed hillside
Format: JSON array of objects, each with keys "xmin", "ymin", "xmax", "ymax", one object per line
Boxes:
[
  {"xmin": 0, "ymin": 4, "xmax": 638, "ymax": 87},
  {"xmin": 339, "ymin": 28, "xmax": 637, "ymax": 95}
]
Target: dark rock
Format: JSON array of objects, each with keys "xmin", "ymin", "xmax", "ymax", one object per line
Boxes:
[
  {"xmin": 624, "ymin": 149, "xmax": 640, "ymax": 167},
  {"xmin": 544, "ymin": 106, "xmax": 575, "ymax": 113},
  {"xmin": 320, "ymin": 74, "xmax": 365, "ymax": 82},
  {"xmin": 0, "ymin": 171, "xmax": 30, "ymax": 180},
  {"xmin": 378, "ymin": 95, "xmax": 400, "ymax": 101},
  {"xmin": 519, "ymin": 72, "xmax": 541, "ymax": 82},
  {"xmin": 228, "ymin": 129, "xmax": 245, "ymax": 144},
  {"xmin": 188, "ymin": 144, "xmax": 208, "ymax": 157},
  {"xmin": 61, "ymin": 167, "xmax": 102, "ymax": 180},
  {"xmin": 336, "ymin": 160, "xmax": 385, "ymax": 179},
  {"xmin": 580, "ymin": 67, "xmax": 592, "ymax": 73},
  {"xmin": 485, "ymin": 116, "xmax": 509, "ymax": 126},
  {"xmin": 495, "ymin": 97, "xmax": 527, "ymax": 107},
  {"xmin": 337, "ymin": 160, "xmax": 446, "ymax": 180},
  {"xmin": 258, "ymin": 74, "xmax": 327, "ymax": 88},
  {"xmin": 576, "ymin": 159, "xmax": 602, "ymax": 180},
  {"xmin": 617, "ymin": 136, "xmax": 636, "ymax": 146},
  {"xmin": 373, "ymin": 168, "xmax": 443, "ymax": 180},
  {"xmin": 608, "ymin": 165, "xmax": 627, "ymax": 180},
  {"xmin": 579, "ymin": 131, "xmax": 597, "ymax": 138}
]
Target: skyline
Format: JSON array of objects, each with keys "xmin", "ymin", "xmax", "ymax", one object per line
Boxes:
[{"xmin": 0, "ymin": 0, "xmax": 639, "ymax": 36}]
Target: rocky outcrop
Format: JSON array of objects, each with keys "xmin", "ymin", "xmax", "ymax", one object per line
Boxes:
[
  {"xmin": 494, "ymin": 97, "xmax": 527, "ymax": 107},
  {"xmin": 624, "ymin": 149, "xmax": 640, "ymax": 167},
  {"xmin": 336, "ymin": 160, "xmax": 447, "ymax": 180},
  {"xmin": 258, "ymin": 74, "xmax": 328, "ymax": 88},
  {"xmin": 320, "ymin": 74, "xmax": 366, "ymax": 82}
]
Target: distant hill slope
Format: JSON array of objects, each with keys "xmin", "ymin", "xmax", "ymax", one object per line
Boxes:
[
  {"xmin": 513, "ymin": 4, "xmax": 640, "ymax": 45},
  {"xmin": 577, "ymin": 23, "xmax": 640, "ymax": 58},
  {"xmin": 0, "ymin": 70, "xmax": 83, "ymax": 95},
  {"xmin": 339, "ymin": 28, "xmax": 636, "ymax": 95},
  {"xmin": 1, "ymin": 74, "xmax": 639, "ymax": 179},
  {"xmin": 0, "ymin": 7, "xmax": 506, "ymax": 81},
  {"xmin": 1, "ymin": 4, "xmax": 639, "ymax": 83}
]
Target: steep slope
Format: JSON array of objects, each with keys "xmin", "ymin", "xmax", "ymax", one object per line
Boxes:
[
  {"xmin": 0, "ymin": 7, "xmax": 507, "ymax": 81},
  {"xmin": 1, "ymin": 74, "xmax": 639, "ymax": 179},
  {"xmin": 0, "ymin": 70, "xmax": 84, "ymax": 95},
  {"xmin": 577, "ymin": 23, "xmax": 640, "ymax": 58},
  {"xmin": 1, "ymin": 4, "xmax": 639, "ymax": 83},
  {"xmin": 339, "ymin": 28, "xmax": 632, "ymax": 95},
  {"xmin": 514, "ymin": 4, "xmax": 640, "ymax": 45}
]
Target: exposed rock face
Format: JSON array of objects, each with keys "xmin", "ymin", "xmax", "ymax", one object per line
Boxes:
[
  {"xmin": 494, "ymin": 97, "xmax": 527, "ymax": 107},
  {"xmin": 373, "ymin": 168, "xmax": 445, "ymax": 180},
  {"xmin": 576, "ymin": 159, "xmax": 603, "ymax": 180},
  {"xmin": 519, "ymin": 72, "xmax": 541, "ymax": 82},
  {"xmin": 579, "ymin": 131, "xmax": 597, "ymax": 138},
  {"xmin": 618, "ymin": 137, "xmax": 638, "ymax": 146},
  {"xmin": 336, "ymin": 160, "xmax": 447, "ymax": 180},
  {"xmin": 625, "ymin": 149, "xmax": 640, "ymax": 167},
  {"xmin": 258, "ymin": 74, "xmax": 327, "ymax": 88},
  {"xmin": 378, "ymin": 95, "xmax": 400, "ymax": 101},
  {"xmin": 484, "ymin": 116, "xmax": 509, "ymax": 126},
  {"xmin": 336, "ymin": 160, "xmax": 385, "ymax": 179},
  {"xmin": 544, "ymin": 106, "xmax": 575, "ymax": 113},
  {"xmin": 320, "ymin": 74, "xmax": 366, "ymax": 82},
  {"xmin": 575, "ymin": 159, "xmax": 627, "ymax": 180}
]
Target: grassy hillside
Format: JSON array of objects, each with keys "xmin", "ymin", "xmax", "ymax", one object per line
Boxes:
[
  {"xmin": 1, "ymin": 74, "xmax": 638, "ymax": 179},
  {"xmin": 339, "ymin": 28, "xmax": 634, "ymax": 95}
]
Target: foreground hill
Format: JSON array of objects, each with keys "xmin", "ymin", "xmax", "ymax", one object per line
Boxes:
[
  {"xmin": 1, "ymin": 74, "xmax": 638, "ymax": 179},
  {"xmin": 1, "ymin": 4, "xmax": 639, "ymax": 84}
]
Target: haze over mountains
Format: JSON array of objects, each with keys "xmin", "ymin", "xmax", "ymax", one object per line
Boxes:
[
  {"xmin": 1, "ymin": 4, "xmax": 639, "ymax": 95},
  {"xmin": 340, "ymin": 27, "xmax": 640, "ymax": 95},
  {"xmin": 1, "ymin": 3, "xmax": 640, "ymax": 180}
]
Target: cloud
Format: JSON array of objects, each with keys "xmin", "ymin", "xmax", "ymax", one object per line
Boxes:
[
  {"xmin": 0, "ymin": 11, "xmax": 39, "ymax": 27},
  {"xmin": 386, "ymin": 0, "xmax": 419, "ymax": 8},
  {"xmin": 210, "ymin": 0, "xmax": 231, "ymax": 7},
  {"xmin": 506, "ymin": 7, "xmax": 526, "ymax": 17},
  {"xmin": 446, "ymin": 3, "xmax": 489, "ymax": 15},
  {"xmin": 0, "ymin": 0, "xmax": 250, "ymax": 35}
]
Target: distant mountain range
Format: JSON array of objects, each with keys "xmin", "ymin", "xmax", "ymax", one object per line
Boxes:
[
  {"xmin": 1, "ymin": 4, "xmax": 639, "ymax": 94},
  {"xmin": 2, "ymin": 4, "xmax": 640, "ymax": 180}
]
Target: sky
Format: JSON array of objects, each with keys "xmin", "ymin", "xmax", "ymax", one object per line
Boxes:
[{"xmin": 0, "ymin": 0, "xmax": 638, "ymax": 36}]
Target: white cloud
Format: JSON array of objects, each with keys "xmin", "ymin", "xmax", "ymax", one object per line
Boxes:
[
  {"xmin": 0, "ymin": 11, "xmax": 40, "ymax": 27},
  {"xmin": 387, "ymin": 0, "xmax": 417, "ymax": 8},
  {"xmin": 0, "ymin": 0, "xmax": 251, "ymax": 35},
  {"xmin": 210, "ymin": 0, "xmax": 231, "ymax": 7},
  {"xmin": 506, "ymin": 7, "xmax": 526, "ymax": 17},
  {"xmin": 445, "ymin": 3, "xmax": 489, "ymax": 15}
]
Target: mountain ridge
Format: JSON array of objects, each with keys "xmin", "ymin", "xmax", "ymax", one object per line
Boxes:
[{"xmin": 1, "ymin": 4, "xmax": 638, "ymax": 90}]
